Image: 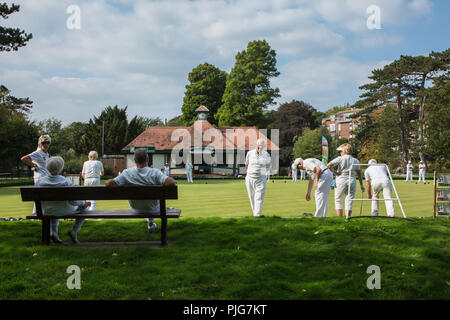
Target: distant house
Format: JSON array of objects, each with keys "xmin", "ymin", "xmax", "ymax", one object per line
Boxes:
[
  {"xmin": 322, "ymin": 108, "xmax": 363, "ymax": 140},
  {"xmin": 121, "ymin": 106, "xmax": 279, "ymax": 175}
]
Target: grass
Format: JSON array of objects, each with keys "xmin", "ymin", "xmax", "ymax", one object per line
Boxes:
[
  {"xmin": 0, "ymin": 217, "xmax": 448, "ymax": 299},
  {"xmin": 0, "ymin": 179, "xmax": 437, "ymax": 218},
  {"xmin": 0, "ymin": 179, "xmax": 447, "ymax": 299}
]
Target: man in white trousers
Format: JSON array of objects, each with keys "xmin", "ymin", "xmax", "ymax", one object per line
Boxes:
[
  {"xmin": 405, "ymin": 160, "xmax": 413, "ymax": 182},
  {"xmin": 185, "ymin": 159, "xmax": 194, "ymax": 183},
  {"xmin": 300, "ymin": 169, "xmax": 306, "ymax": 180},
  {"xmin": 291, "ymin": 163, "xmax": 297, "ymax": 181},
  {"xmin": 418, "ymin": 160, "xmax": 426, "ymax": 184},
  {"xmin": 245, "ymin": 138, "xmax": 271, "ymax": 217},
  {"xmin": 365, "ymin": 159, "xmax": 395, "ymax": 217},
  {"xmin": 294, "ymin": 157, "xmax": 333, "ymax": 217}
]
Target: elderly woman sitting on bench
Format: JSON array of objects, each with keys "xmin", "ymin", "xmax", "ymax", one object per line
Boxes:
[{"xmin": 36, "ymin": 156, "xmax": 90, "ymax": 244}]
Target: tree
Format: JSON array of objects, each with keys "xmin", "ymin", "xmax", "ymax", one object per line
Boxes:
[
  {"xmin": 0, "ymin": 2, "xmax": 32, "ymax": 52},
  {"xmin": 81, "ymin": 106, "xmax": 128, "ymax": 155},
  {"xmin": 268, "ymin": 100, "xmax": 320, "ymax": 166},
  {"xmin": 423, "ymin": 76, "xmax": 450, "ymax": 169},
  {"xmin": 181, "ymin": 63, "xmax": 227, "ymax": 126},
  {"xmin": 127, "ymin": 116, "xmax": 163, "ymax": 143},
  {"xmin": 216, "ymin": 40, "xmax": 280, "ymax": 127},
  {"xmin": 292, "ymin": 127, "xmax": 333, "ymax": 161}
]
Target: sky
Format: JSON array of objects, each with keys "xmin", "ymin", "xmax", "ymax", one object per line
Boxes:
[{"xmin": 1, "ymin": 0, "xmax": 449, "ymax": 125}]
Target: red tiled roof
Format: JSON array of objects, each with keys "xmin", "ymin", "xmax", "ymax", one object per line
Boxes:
[{"xmin": 122, "ymin": 120, "xmax": 279, "ymax": 152}]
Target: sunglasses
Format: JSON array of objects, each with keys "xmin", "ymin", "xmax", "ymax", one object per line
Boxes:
[{"xmin": 41, "ymin": 141, "xmax": 50, "ymax": 145}]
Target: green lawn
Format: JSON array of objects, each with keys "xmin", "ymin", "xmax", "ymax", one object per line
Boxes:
[
  {"xmin": 0, "ymin": 217, "xmax": 448, "ymax": 299},
  {"xmin": 0, "ymin": 179, "xmax": 436, "ymax": 218},
  {"xmin": 0, "ymin": 179, "xmax": 447, "ymax": 300}
]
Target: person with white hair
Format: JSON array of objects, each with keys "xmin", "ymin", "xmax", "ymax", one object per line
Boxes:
[
  {"xmin": 81, "ymin": 151, "xmax": 104, "ymax": 210},
  {"xmin": 405, "ymin": 160, "xmax": 413, "ymax": 182},
  {"xmin": 291, "ymin": 162, "xmax": 298, "ymax": 182},
  {"xmin": 418, "ymin": 160, "xmax": 426, "ymax": 184},
  {"xmin": 364, "ymin": 159, "xmax": 395, "ymax": 217},
  {"xmin": 36, "ymin": 156, "xmax": 90, "ymax": 244},
  {"xmin": 327, "ymin": 143, "xmax": 365, "ymax": 217},
  {"xmin": 245, "ymin": 138, "xmax": 271, "ymax": 217},
  {"xmin": 293, "ymin": 157, "xmax": 333, "ymax": 217},
  {"xmin": 105, "ymin": 149, "xmax": 177, "ymax": 233},
  {"xmin": 185, "ymin": 159, "xmax": 194, "ymax": 183}
]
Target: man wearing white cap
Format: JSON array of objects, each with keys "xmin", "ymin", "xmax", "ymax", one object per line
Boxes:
[
  {"xmin": 164, "ymin": 163, "xmax": 170, "ymax": 177},
  {"xmin": 405, "ymin": 161, "xmax": 413, "ymax": 182},
  {"xmin": 291, "ymin": 163, "xmax": 298, "ymax": 182},
  {"xmin": 418, "ymin": 161, "xmax": 426, "ymax": 184},
  {"xmin": 293, "ymin": 157, "xmax": 333, "ymax": 217},
  {"xmin": 364, "ymin": 159, "xmax": 395, "ymax": 217},
  {"xmin": 245, "ymin": 138, "xmax": 271, "ymax": 217}
]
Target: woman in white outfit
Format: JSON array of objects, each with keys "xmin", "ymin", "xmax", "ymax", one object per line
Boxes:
[
  {"xmin": 291, "ymin": 163, "xmax": 298, "ymax": 181},
  {"xmin": 405, "ymin": 161, "xmax": 413, "ymax": 182},
  {"xmin": 37, "ymin": 156, "xmax": 90, "ymax": 244},
  {"xmin": 245, "ymin": 138, "xmax": 271, "ymax": 217},
  {"xmin": 294, "ymin": 157, "xmax": 333, "ymax": 217},
  {"xmin": 418, "ymin": 161, "xmax": 426, "ymax": 183},
  {"xmin": 327, "ymin": 143, "xmax": 365, "ymax": 217},
  {"xmin": 364, "ymin": 159, "xmax": 395, "ymax": 217},
  {"xmin": 21, "ymin": 135, "xmax": 51, "ymax": 185},
  {"xmin": 185, "ymin": 159, "xmax": 194, "ymax": 183},
  {"xmin": 81, "ymin": 151, "xmax": 104, "ymax": 210},
  {"xmin": 21, "ymin": 135, "xmax": 52, "ymax": 214}
]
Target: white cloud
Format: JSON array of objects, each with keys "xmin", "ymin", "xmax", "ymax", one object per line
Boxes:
[{"xmin": 0, "ymin": 0, "xmax": 433, "ymax": 125}]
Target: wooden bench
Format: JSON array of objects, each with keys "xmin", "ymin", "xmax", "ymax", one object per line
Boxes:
[{"xmin": 20, "ymin": 185, "xmax": 180, "ymax": 246}]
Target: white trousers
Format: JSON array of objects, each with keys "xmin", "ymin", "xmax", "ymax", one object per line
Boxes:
[
  {"xmin": 84, "ymin": 177, "xmax": 100, "ymax": 210},
  {"xmin": 186, "ymin": 170, "xmax": 193, "ymax": 183},
  {"xmin": 245, "ymin": 175, "xmax": 267, "ymax": 217},
  {"xmin": 335, "ymin": 177, "xmax": 356, "ymax": 211},
  {"xmin": 371, "ymin": 180, "xmax": 395, "ymax": 217},
  {"xmin": 300, "ymin": 170, "xmax": 306, "ymax": 180},
  {"xmin": 292, "ymin": 170, "xmax": 297, "ymax": 181},
  {"xmin": 405, "ymin": 171, "xmax": 413, "ymax": 182},
  {"xmin": 314, "ymin": 170, "xmax": 333, "ymax": 217},
  {"xmin": 418, "ymin": 170, "xmax": 425, "ymax": 182}
]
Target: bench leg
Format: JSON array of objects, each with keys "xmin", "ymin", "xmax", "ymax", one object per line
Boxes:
[
  {"xmin": 161, "ymin": 216, "xmax": 168, "ymax": 246},
  {"xmin": 42, "ymin": 218, "xmax": 50, "ymax": 245}
]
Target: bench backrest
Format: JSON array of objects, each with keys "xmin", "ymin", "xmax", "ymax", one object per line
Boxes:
[{"xmin": 20, "ymin": 185, "xmax": 178, "ymax": 201}]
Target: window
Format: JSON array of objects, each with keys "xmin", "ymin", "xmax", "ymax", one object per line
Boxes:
[
  {"xmin": 338, "ymin": 124, "xmax": 341, "ymax": 131},
  {"xmin": 329, "ymin": 124, "xmax": 335, "ymax": 132}
]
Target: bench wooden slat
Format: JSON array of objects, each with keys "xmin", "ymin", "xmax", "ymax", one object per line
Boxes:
[
  {"xmin": 26, "ymin": 208, "xmax": 181, "ymax": 220},
  {"xmin": 20, "ymin": 185, "xmax": 178, "ymax": 201}
]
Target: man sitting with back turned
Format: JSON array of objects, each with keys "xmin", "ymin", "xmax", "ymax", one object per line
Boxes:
[{"xmin": 105, "ymin": 149, "xmax": 176, "ymax": 233}]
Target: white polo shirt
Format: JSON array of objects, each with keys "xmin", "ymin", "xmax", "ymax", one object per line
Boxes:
[
  {"xmin": 364, "ymin": 165, "xmax": 390, "ymax": 184},
  {"xmin": 114, "ymin": 166, "xmax": 168, "ymax": 211},
  {"xmin": 82, "ymin": 160, "xmax": 104, "ymax": 179},
  {"xmin": 330, "ymin": 155, "xmax": 360, "ymax": 181},
  {"xmin": 245, "ymin": 149, "xmax": 271, "ymax": 179},
  {"xmin": 419, "ymin": 163, "xmax": 425, "ymax": 171},
  {"xmin": 302, "ymin": 158, "xmax": 327, "ymax": 179},
  {"xmin": 29, "ymin": 148, "xmax": 50, "ymax": 180},
  {"xmin": 36, "ymin": 175, "xmax": 84, "ymax": 216},
  {"xmin": 406, "ymin": 164, "xmax": 413, "ymax": 172}
]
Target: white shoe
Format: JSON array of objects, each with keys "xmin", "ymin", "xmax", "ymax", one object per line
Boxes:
[{"xmin": 148, "ymin": 223, "xmax": 158, "ymax": 233}]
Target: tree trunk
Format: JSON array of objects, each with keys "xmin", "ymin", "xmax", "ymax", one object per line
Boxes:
[
  {"xmin": 396, "ymin": 96, "xmax": 409, "ymax": 165},
  {"xmin": 418, "ymin": 74, "xmax": 427, "ymax": 166}
]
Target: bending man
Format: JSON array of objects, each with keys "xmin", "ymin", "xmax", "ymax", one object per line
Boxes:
[
  {"xmin": 294, "ymin": 157, "xmax": 333, "ymax": 217},
  {"xmin": 364, "ymin": 159, "xmax": 395, "ymax": 217}
]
